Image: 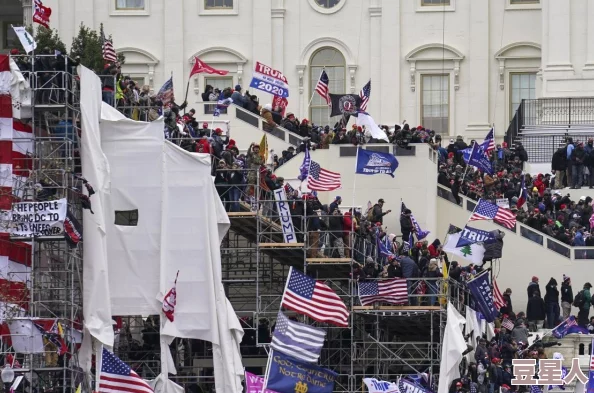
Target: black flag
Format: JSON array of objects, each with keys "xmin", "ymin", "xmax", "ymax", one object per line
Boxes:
[
  {"xmin": 329, "ymin": 94, "xmax": 361, "ymax": 117},
  {"xmin": 64, "ymin": 210, "xmax": 82, "ymax": 248}
]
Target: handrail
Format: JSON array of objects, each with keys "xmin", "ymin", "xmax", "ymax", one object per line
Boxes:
[{"xmin": 436, "ymin": 184, "xmax": 594, "ymax": 260}]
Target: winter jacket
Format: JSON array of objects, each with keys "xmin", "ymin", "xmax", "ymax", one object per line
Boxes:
[
  {"xmin": 572, "ymin": 147, "xmax": 587, "ymax": 164},
  {"xmin": 428, "ymin": 239, "xmax": 441, "ymax": 258},
  {"xmin": 399, "ymin": 257, "xmax": 420, "ymax": 278},
  {"xmin": 260, "ymin": 109, "xmax": 277, "ymax": 130},
  {"xmin": 552, "ymin": 147, "xmax": 568, "ymax": 171},
  {"xmin": 526, "ymin": 295, "xmax": 546, "ymax": 320},
  {"xmin": 583, "ymin": 288, "xmax": 592, "ymax": 310},
  {"xmin": 501, "ymin": 293, "xmax": 513, "ymax": 315},
  {"xmin": 483, "ymin": 230, "xmax": 504, "ymax": 260},
  {"xmin": 561, "ymin": 282, "xmax": 574, "ymax": 304},
  {"xmin": 511, "ymin": 325, "xmax": 529, "ymax": 345},
  {"xmin": 527, "ymin": 281, "xmax": 541, "ymax": 299},
  {"xmin": 372, "ymin": 204, "xmax": 388, "ymax": 224},
  {"xmin": 544, "ymin": 278, "xmax": 560, "ymax": 304},
  {"xmin": 400, "ymin": 214, "xmax": 413, "ymax": 234}
]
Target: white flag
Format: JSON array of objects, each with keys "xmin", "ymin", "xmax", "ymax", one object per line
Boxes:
[
  {"xmin": 11, "ymin": 26, "xmax": 37, "ymax": 54},
  {"xmin": 443, "ymin": 231, "xmax": 486, "ymax": 266},
  {"xmin": 356, "ymin": 112, "xmax": 389, "ymax": 142},
  {"xmin": 438, "ymin": 303, "xmax": 467, "ymax": 393}
]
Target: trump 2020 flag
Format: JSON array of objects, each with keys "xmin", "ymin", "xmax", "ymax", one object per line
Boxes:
[
  {"xmin": 468, "ymin": 142, "xmax": 494, "ymax": 175},
  {"xmin": 455, "ymin": 225, "xmax": 497, "ymax": 248},
  {"xmin": 443, "ymin": 225, "xmax": 486, "ymax": 266},
  {"xmin": 466, "ymin": 272, "xmax": 497, "ymax": 323},
  {"xmin": 356, "ymin": 148, "xmax": 399, "ymax": 177},
  {"xmin": 551, "ymin": 316, "xmax": 588, "ymax": 339},
  {"xmin": 265, "ymin": 351, "xmax": 337, "ymax": 393}
]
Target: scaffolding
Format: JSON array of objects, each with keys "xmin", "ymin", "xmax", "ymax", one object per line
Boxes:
[
  {"xmin": 2, "ymin": 58, "xmax": 461, "ymax": 393},
  {"xmin": 0, "ymin": 54, "xmax": 84, "ymax": 393}
]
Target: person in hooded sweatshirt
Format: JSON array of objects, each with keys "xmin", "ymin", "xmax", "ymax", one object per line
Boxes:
[
  {"xmin": 544, "ymin": 277, "xmax": 560, "ymax": 328},
  {"xmin": 398, "ymin": 255, "xmax": 420, "ymax": 306},
  {"xmin": 526, "ymin": 291, "xmax": 546, "ymax": 331},
  {"xmin": 561, "ymin": 275, "xmax": 574, "ymax": 319}
]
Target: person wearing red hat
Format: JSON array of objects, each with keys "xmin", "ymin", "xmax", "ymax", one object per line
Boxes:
[{"xmin": 527, "ymin": 276, "xmax": 540, "ymax": 300}]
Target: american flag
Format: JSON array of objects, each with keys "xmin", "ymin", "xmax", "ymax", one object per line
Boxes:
[
  {"xmin": 501, "ymin": 318, "xmax": 514, "ymax": 331},
  {"xmin": 531, "ymin": 385, "xmax": 543, "ymax": 393},
  {"xmin": 315, "ymin": 70, "xmax": 330, "ymax": 105},
  {"xmin": 271, "ymin": 312, "xmax": 326, "ymax": 363},
  {"xmin": 359, "ymin": 80, "xmax": 371, "ymax": 111},
  {"xmin": 157, "ymin": 77, "xmax": 174, "ymax": 106},
  {"xmin": 484, "ymin": 127, "xmax": 495, "ymax": 154},
  {"xmin": 284, "ymin": 183, "xmax": 295, "ymax": 194},
  {"xmin": 307, "ymin": 161, "xmax": 342, "ymax": 191},
  {"xmin": 100, "ymin": 30, "xmax": 117, "ymax": 62},
  {"xmin": 493, "ymin": 278, "xmax": 506, "ymax": 310},
  {"xmin": 359, "ymin": 279, "xmax": 408, "ymax": 306},
  {"xmin": 590, "ymin": 337, "xmax": 594, "ymax": 370},
  {"xmin": 469, "ymin": 199, "xmax": 516, "ymax": 229},
  {"xmin": 99, "ymin": 348, "xmax": 154, "ymax": 393},
  {"xmin": 281, "ymin": 267, "xmax": 349, "ymax": 327}
]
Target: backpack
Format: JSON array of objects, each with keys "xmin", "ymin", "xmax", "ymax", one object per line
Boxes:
[
  {"xmin": 366, "ymin": 206, "xmax": 375, "ymax": 221},
  {"xmin": 573, "ymin": 290, "xmax": 585, "ymax": 308}
]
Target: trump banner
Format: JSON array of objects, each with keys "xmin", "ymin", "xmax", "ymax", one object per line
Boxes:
[
  {"xmin": 265, "ymin": 351, "xmax": 337, "ymax": 393},
  {"xmin": 466, "ymin": 272, "xmax": 497, "ymax": 323},
  {"xmin": 250, "ymin": 62, "xmax": 290, "ymax": 98},
  {"xmin": 273, "ymin": 187, "xmax": 297, "ymax": 243},
  {"xmin": 272, "ymin": 95, "xmax": 288, "ymax": 117},
  {"xmin": 355, "ymin": 148, "xmax": 399, "ymax": 177}
]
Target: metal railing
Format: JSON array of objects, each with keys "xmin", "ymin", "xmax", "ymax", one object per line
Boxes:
[
  {"xmin": 437, "ymin": 184, "xmax": 591, "ymax": 260},
  {"xmin": 521, "ymin": 97, "xmax": 594, "ymax": 127}
]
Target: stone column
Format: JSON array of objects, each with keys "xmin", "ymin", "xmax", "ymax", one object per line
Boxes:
[
  {"xmin": 252, "ymin": 0, "xmax": 272, "ymax": 86},
  {"xmin": 369, "ymin": 1, "xmax": 381, "ymax": 119},
  {"xmin": 465, "ymin": 0, "xmax": 491, "ymax": 138},
  {"xmin": 271, "ymin": 0, "xmax": 285, "ymax": 73},
  {"xmin": 543, "ymin": 0, "xmax": 573, "ymax": 72},
  {"xmin": 585, "ymin": 0, "xmax": 594, "ymax": 70},
  {"xmin": 380, "ymin": 0, "xmax": 399, "ymax": 124},
  {"xmin": 163, "ymin": 0, "xmax": 184, "ymax": 99},
  {"xmin": 21, "ymin": 0, "xmax": 32, "ymax": 28}
]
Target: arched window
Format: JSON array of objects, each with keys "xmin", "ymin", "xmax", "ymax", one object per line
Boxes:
[{"xmin": 309, "ymin": 48, "xmax": 345, "ymax": 126}]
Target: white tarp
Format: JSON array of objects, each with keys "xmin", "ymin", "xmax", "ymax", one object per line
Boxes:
[
  {"xmin": 80, "ymin": 66, "xmax": 244, "ymax": 393},
  {"xmin": 9, "ymin": 57, "xmax": 32, "ymax": 119},
  {"xmin": 79, "ymin": 65, "xmax": 114, "ymax": 348}
]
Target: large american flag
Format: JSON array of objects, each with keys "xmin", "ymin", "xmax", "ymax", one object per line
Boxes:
[
  {"xmin": 101, "ymin": 30, "xmax": 117, "ymax": 62},
  {"xmin": 359, "ymin": 80, "xmax": 371, "ymax": 111},
  {"xmin": 271, "ymin": 312, "xmax": 326, "ymax": 363},
  {"xmin": 99, "ymin": 348, "xmax": 154, "ymax": 393},
  {"xmin": 358, "ymin": 279, "xmax": 408, "ymax": 306},
  {"xmin": 281, "ymin": 267, "xmax": 349, "ymax": 327},
  {"xmin": 157, "ymin": 77, "xmax": 174, "ymax": 106},
  {"xmin": 469, "ymin": 199, "xmax": 516, "ymax": 229},
  {"xmin": 307, "ymin": 161, "xmax": 341, "ymax": 191},
  {"xmin": 501, "ymin": 318, "xmax": 514, "ymax": 331},
  {"xmin": 315, "ymin": 70, "xmax": 330, "ymax": 105},
  {"xmin": 493, "ymin": 278, "xmax": 506, "ymax": 310}
]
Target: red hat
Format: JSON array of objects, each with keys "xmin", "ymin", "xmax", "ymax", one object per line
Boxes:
[
  {"xmin": 10, "ymin": 49, "xmax": 19, "ymax": 55},
  {"xmin": 492, "ymin": 357, "xmax": 501, "ymax": 364},
  {"xmin": 532, "ymin": 276, "xmax": 539, "ymax": 282},
  {"xmin": 456, "ymin": 383, "xmax": 463, "ymax": 387},
  {"xmin": 357, "ymin": 126, "xmax": 362, "ymax": 131},
  {"xmin": 202, "ymin": 122, "xmax": 208, "ymax": 128},
  {"xmin": 560, "ymin": 204, "xmax": 567, "ymax": 210},
  {"xmin": 215, "ymin": 128, "xmax": 223, "ymax": 134},
  {"xmin": 227, "ymin": 138, "xmax": 236, "ymax": 147},
  {"xmin": 302, "ymin": 119, "xmax": 309, "ymax": 124}
]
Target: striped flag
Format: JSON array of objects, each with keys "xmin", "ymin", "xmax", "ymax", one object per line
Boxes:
[
  {"xmin": 314, "ymin": 70, "xmax": 330, "ymax": 105},
  {"xmin": 99, "ymin": 348, "xmax": 154, "ymax": 393},
  {"xmin": 100, "ymin": 29, "xmax": 117, "ymax": 63},
  {"xmin": 359, "ymin": 79, "xmax": 371, "ymax": 112},
  {"xmin": 162, "ymin": 270, "xmax": 179, "ymax": 322},
  {"xmin": 281, "ymin": 267, "xmax": 349, "ymax": 327},
  {"xmin": 484, "ymin": 127, "xmax": 495, "ymax": 154},
  {"xmin": 307, "ymin": 161, "xmax": 341, "ymax": 191},
  {"xmin": 157, "ymin": 77, "xmax": 174, "ymax": 106},
  {"xmin": 469, "ymin": 199, "xmax": 516, "ymax": 229},
  {"xmin": 271, "ymin": 312, "xmax": 326, "ymax": 363},
  {"xmin": 493, "ymin": 278, "xmax": 506, "ymax": 311},
  {"xmin": 501, "ymin": 318, "xmax": 514, "ymax": 331},
  {"xmin": 358, "ymin": 278, "xmax": 408, "ymax": 306}
]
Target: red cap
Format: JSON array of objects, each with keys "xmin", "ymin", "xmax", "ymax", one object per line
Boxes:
[
  {"xmin": 215, "ymin": 128, "xmax": 223, "ymax": 134},
  {"xmin": 456, "ymin": 383, "xmax": 463, "ymax": 387},
  {"xmin": 532, "ymin": 276, "xmax": 538, "ymax": 282},
  {"xmin": 203, "ymin": 122, "xmax": 208, "ymax": 128}
]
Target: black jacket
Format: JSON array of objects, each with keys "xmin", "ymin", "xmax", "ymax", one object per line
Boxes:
[
  {"xmin": 561, "ymin": 282, "xmax": 574, "ymax": 304},
  {"xmin": 552, "ymin": 147, "xmax": 568, "ymax": 171},
  {"xmin": 527, "ymin": 281, "xmax": 541, "ymax": 299},
  {"xmin": 526, "ymin": 295, "xmax": 546, "ymax": 320},
  {"xmin": 544, "ymin": 278, "xmax": 560, "ymax": 304},
  {"xmin": 373, "ymin": 204, "xmax": 388, "ymax": 224},
  {"xmin": 572, "ymin": 147, "xmax": 587, "ymax": 164},
  {"xmin": 400, "ymin": 214, "xmax": 413, "ymax": 234}
]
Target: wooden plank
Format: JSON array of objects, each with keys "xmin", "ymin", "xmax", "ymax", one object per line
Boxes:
[
  {"xmin": 352, "ymin": 306, "xmax": 441, "ymax": 311},
  {"xmin": 259, "ymin": 243, "xmax": 305, "ymax": 248},
  {"xmin": 227, "ymin": 212, "xmax": 257, "ymax": 217},
  {"xmin": 306, "ymin": 258, "xmax": 351, "ymax": 264}
]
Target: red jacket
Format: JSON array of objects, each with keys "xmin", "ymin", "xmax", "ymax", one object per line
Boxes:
[{"xmin": 343, "ymin": 212, "xmax": 354, "ymax": 232}]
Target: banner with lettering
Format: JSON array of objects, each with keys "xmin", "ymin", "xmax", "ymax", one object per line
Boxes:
[
  {"xmin": 272, "ymin": 95, "xmax": 288, "ymax": 116},
  {"xmin": 363, "ymin": 378, "xmax": 398, "ymax": 393},
  {"xmin": 244, "ymin": 371, "xmax": 278, "ymax": 393},
  {"xmin": 11, "ymin": 199, "xmax": 67, "ymax": 237},
  {"xmin": 250, "ymin": 61, "xmax": 290, "ymax": 98},
  {"xmin": 265, "ymin": 351, "xmax": 337, "ymax": 393},
  {"xmin": 273, "ymin": 188, "xmax": 297, "ymax": 243}
]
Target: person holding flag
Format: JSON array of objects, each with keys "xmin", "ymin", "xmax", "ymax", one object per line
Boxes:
[{"xmin": 517, "ymin": 174, "xmax": 528, "ymax": 209}]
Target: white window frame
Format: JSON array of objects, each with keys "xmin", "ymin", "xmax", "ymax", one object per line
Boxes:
[
  {"xmin": 506, "ymin": 0, "xmax": 541, "ymax": 10},
  {"xmin": 419, "ymin": 73, "xmax": 452, "ymax": 135},
  {"xmin": 417, "ymin": 0, "xmax": 455, "ymax": 13},
  {"xmin": 110, "ymin": 0, "xmax": 150, "ymax": 16},
  {"xmin": 509, "ymin": 72, "xmax": 537, "ymax": 119},
  {"xmin": 307, "ymin": 0, "xmax": 346, "ymax": 15},
  {"xmin": 308, "ymin": 48, "xmax": 346, "ymax": 125},
  {"xmin": 199, "ymin": 0, "xmax": 238, "ymax": 15}
]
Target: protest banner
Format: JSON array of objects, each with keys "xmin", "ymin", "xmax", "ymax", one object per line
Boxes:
[
  {"xmin": 266, "ymin": 352, "xmax": 336, "ymax": 393},
  {"xmin": 245, "ymin": 372, "xmax": 278, "ymax": 393},
  {"xmin": 272, "ymin": 95, "xmax": 288, "ymax": 116},
  {"xmin": 10, "ymin": 198, "xmax": 67, "ymax": 237},
  {"xmin": 273, "ymin": 188, "xmax": 297, "ymax": 243},
  {"xmin": 496, "ymin": 198, "xmax": 510, "ymax": 209},
  {"xmin": 250, "ymin": 62, "xmax": 290, "ymax": 97}
]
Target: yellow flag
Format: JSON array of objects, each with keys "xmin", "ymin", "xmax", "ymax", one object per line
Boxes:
[
  {"xmin": 57, "ymin": 321, "xmax": 64, "ymax": 338},
  {"xmin": 75, "ymin": 384, "xmax": 81, "ymax": 393},
  {"xmin": 259, "ymin": 133, "xmax": 268, "ymax": 163},
  {"xmin": 440, "ymin": 261, "xmax": 448, "ymax": 305}
]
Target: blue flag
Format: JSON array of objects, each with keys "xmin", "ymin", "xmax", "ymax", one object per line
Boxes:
[
  {"xmin": 377, "ymin": 236, "xmax": 394, "ymax": 259},
  {"xmin": 299, "ymin": 147, "xmax": 311, "ymax": 181},
  {"xmin": 266, "ymin": 351, "xmax": 337, "ymax": 393},
  {"xmin": 455, "ymin": 225, "xmax": 497, "ymax": 247},
  {"xmin": 466, "ymin": 272, "xmax": 497, "ymax": 323},
  {"xmin": 356, "ymin": 148, "xmax": 399, "ymax": 177},
  {"xmin": 411, "ymin": 214, "xmax": 430, "ymax": 240},
  {"xmin": 462, "ymin": 138, "xmax": 492, "ymax": 163},
  {"xmin": 551, "ymin": 316, "xmax": 588, "ymax": 338},
  {"xmin": 468, "ymin": 142, "xmax": 494, "ymax": 175},
  {"xmin": 588, "ymin": 338, "xmax": 594, "ymax": 393}
]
